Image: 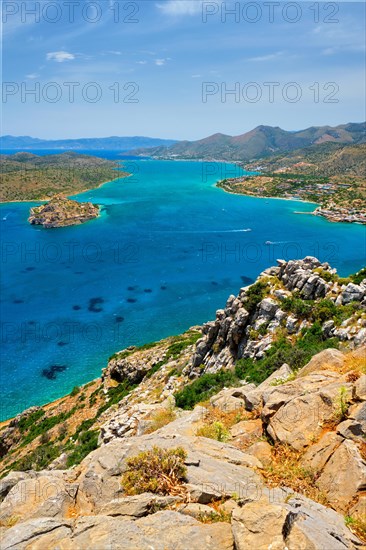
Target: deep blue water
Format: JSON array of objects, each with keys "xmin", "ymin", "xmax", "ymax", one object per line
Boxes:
[{"xmin": 1, "ymin": 154, "xmax": 365, "ymax": 420}]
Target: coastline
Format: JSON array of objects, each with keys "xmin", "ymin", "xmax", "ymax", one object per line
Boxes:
[{"xmin": 216, "ymin": 181, "xmax": 319, "ymax": 207}]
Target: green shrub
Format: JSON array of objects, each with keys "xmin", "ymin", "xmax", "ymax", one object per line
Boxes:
[
  {"xmin": 351, "ymin": 267, "xmax": 366, "ymax": 285},
  {"xmin": 70, "ymin": 386, "xmax": 80, "ymax": 397},
  {"xmin": 17, "ymin": 409, "xmax": 45, "ymax": 432},
  {"xmin": 12, "ymin": 443, "xmax": 60, "ymax": 471},
  {"xmin": 235, "ymin": 325, "xmax": 339, "ymax": 385},
  {"xmin": 196, "ymin": 421, "xmax": 231, "ymax": 442},
  {"xmin": 174, "ymin": 370, "xmax": 238, "ymax": 410},
  {"xmin": 244, "ymin": 281, "xmax": 269, "ymax": 312},
  {"xmin": 312, "ymin": 299, "xmax": 338, "ymax": 322},
  {"xmin": 66, "ymin": 430, "xmax": 99, "ymax": 467},
  {"xmin": 282, "ymin": 297, "xmax": 312, "ymax": 317},
  {"xmin": 121, "ymin": 446, "xmax": 187, "ymax": 496},
  {"xmin": 20, "ymin": 407, "xmax": 78, "ymax": 446}
]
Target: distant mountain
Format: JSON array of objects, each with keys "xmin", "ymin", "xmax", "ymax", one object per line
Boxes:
[
  {"xmin": 128, "ymin": 122, "xmax": 366, "ymax": 161},
  {"xmin": 0, "ymin": 135, "xmax": 177, "ymax": 151}
]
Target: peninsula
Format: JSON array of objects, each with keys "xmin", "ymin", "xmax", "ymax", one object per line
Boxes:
[
  {"xmin": 28, "ymin": 195, "xmax": 99, "ymax": 228},
  {"xmin": 218, "ymin": 143, "xmax": 366, "ymax": 224},
  {"xmin": 0, "ymin": 152, "xmax": 126, "ymax": 202}
]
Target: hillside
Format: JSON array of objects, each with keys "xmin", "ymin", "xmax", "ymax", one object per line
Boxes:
[
  {"xmin": 217, "ymin": 142, "xmax": 366, "ymax": 223},
  {"xmin": 128, "ymin": 122, "xmax": 366, "ymax": 161},
  {"xmin": 0, "ymin": 135, "xmax": 177, "ymax": 151},
  {"xmin": 0, "ymin": 152, "xmax": 128, "ymax": 202},
  {"xmin": 0, "ymin": 257, "xmax": 365, "ymax": 548},
  {"xmin": 245, "ymin": 142, "xmax": 366, "ymax": 177}
]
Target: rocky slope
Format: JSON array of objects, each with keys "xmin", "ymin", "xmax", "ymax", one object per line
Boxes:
[
  {"xmin": 1, "ymin": 257, "xmax": 365, "ymax": 549},
  {"xmin": 28, "ymin": 195, "xmax": 99, "ymax": 228}
]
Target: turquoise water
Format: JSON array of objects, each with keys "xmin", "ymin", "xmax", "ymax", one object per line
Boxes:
[{"xmin": 1, "ymin": 158, "xmax": 365, "ymax": 420}]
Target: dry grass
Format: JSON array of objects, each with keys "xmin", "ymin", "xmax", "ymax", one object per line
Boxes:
[
  {"xmin": 144, "ymin": 406, "xmax": 176, "ymax": 434},
  {"xmin": 196, "ymin": 403, "xmax": 263, "ymax": 444},
  {"xmin": 0, "ymin": 516, "xmax": 20, "ymax": 528},
  {"xmin": 121, "ymin": 446, "xmax": 187, "ymax": 497},
  {"xmin": 199, "ymin": 403, "xmax": 259, "ymax": 427},
  {"xmin": 345, "ymin": 516, "xmax": 366, "ymax": 544},
  {"xmin": 197, "ymin": 501, "xmax": 232, "ymax": 523},
  {"xmin": 261, "ymin": 444, "xmax": 329, "ymax": 506},
  {"xmin": 324, "ymin": 350, "xmax": 366, "ymax": 377}
]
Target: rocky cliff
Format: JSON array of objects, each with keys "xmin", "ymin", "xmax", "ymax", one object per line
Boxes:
[{"xmin": 0, "ymin": 257, "xmax": 365, "ymax": 549}]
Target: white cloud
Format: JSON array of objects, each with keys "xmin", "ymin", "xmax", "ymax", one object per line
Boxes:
[
  {"xmin": 156, "ymin": 0, "xmax": 203, "ymax": 16},
  {"xmin": 46, "ymin": 51, "xmax": 75, "ymax": 63},
  {"xmin": 137, "ymin": 60, "xmax": 147, "ymax": 65},
  {"xmin": 26, "ymin": 73, "xmax": 40, "ymax": 79},
  {"xmin": 247, "ymin": 51, "xmax": 283, "ymax": 62},
  {"xmin": 191, "ymin": 74, "xmax": 201, "ymax": 78},
  {"xmin": 155, "ymin": 58, "xmax": 167, "ymax": 66}
]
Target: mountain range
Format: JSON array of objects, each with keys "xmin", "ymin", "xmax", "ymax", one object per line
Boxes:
[
  {"xmin": 129, "ymin": 122, "xmax": 366, "ymax": 161},
  {"xmin": 0, "ymin": 135, "xmax": 177, "ymax": 151}
]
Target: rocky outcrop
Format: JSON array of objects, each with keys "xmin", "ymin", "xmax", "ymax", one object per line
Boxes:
[
  {"xmin": 1, "ymin": 259, "xmax": 365, "ymax": 549},
  {"xmin": 189, "ymin": 257, "xmax": 365, "ymax": 374},
  {"xmin": 28, "ymin": 195, "xmax": 99, "ymax": 228},
  {"xmin": 1, "ymin": 346, "xmax": 366, "ymax": 548}
]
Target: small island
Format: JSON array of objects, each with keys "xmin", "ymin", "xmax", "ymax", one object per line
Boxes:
[{"xmin": 28, "ymin": 195, "xmax": 99, "ymax": 228}]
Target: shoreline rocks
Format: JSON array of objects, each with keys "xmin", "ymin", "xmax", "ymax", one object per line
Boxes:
[{"xmin": 28, "ymin": 195, "xmax": 99, "ymax": 228}]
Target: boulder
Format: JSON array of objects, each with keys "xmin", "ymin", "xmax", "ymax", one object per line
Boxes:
[
  {"xmin": 301, "ymin": 432, "xmax": 343, "ymax": 472},
  {"xmin": 0, "ymin": 476, "xmax": 77, "ymax": 524},
  {"xmin": 0, "ymin": 518, "xmax": 72, "ymax": 550},
  {"xmin": 341, "ymin": 283, "xmax": 365, "ymax": 305},
  {"xmin": 316, "ymin": 439, "xmax": 366, "ymax": 512},
  {"xmin": 230, "ymin": 419, "xmax": 262, "ymax": 440},
  {"xmin": 100, "ymin": 493, "xmax": 180, "ymax": 517},
  {"xmin": 265, "ymin": 380, "xmax": 352, "ymax": 450},
  {"xmin": 231, "ymin": 499, "xmax": 288, "ymax": 550},
  {"xmin": 337, "ymin": 419, "xmax": 365, "ymax": 442},
  {"xmin": 245, "ymin": 441, "xmax": 273, "ymax": 467},
  {"xmin": 298, "ymin": 348, "xmax": 345, "ymax": 377},
  {"xmin": 231, "ymin": 492, "xmax": 362, "ymax": 550},
  {"xmin": 354, "ymin": 375, "xmax": 366, "ymax": 401}
]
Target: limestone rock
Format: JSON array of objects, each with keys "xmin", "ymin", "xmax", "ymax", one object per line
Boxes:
[
  {"xmin": 316, "ymin": 439, "xmax": 366, "ymax": 512},
  {"xmin": 341, "ymin": 283, "xmax": 365, "ymax": 305},
  {"xmin": 298, "ymin": 348, "xmax": 345, "ymax": 377},
  {"xmin": 245, "ymin": 441, "xmax": 273, "ymax": 467},
  {"xmin": 231, "ymin": 499, "xmax": 288, "ymax": 550}
]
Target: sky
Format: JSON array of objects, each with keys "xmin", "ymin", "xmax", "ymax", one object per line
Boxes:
[{"xmin": 2, "ymin": 0, "xmax": 366, "ymax": 140}]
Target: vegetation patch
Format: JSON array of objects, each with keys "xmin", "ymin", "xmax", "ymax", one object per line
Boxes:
[
  {"xmin": 66, "ymin": 430, "xmax": 99, "ymax": 467},
  {"xmin": 244, "ymin": 281, "xmax": 269, "ymax": 312},
  {"xmin": 20, "ymin": 406, "xmax": 78, "ymax": 446},
  {"xmin": 261, "ymin": 444, "xmax": 328, "ymax": 506},
  {"xmin": 145, "ymin": 405, "xmax": 176, "ymax": 433},
  {"xmin": 236, "ymin": 323, "xmax": 339, "ymax": 384},
  {"xmin": 196, "ymin": 421, "xmax": 231, "ymax": 442},
  {"xmin": 174, "ymin": 370, "xmax": 238, "ymax": 410},
  {"xmin": 121, "ymin": 446, "xmax": 187, "ymax": 496},
  {"xmin": 17, "ymin": 409, "xmax": 45, "ymax": 432},
  {"xmin": 345, "ymin": 516, "xmax": 366, "ymax": 544}
]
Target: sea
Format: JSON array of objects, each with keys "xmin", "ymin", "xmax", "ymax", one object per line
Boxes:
[{"xmin": 1, "ymin": 151, "xmax": 365, "ymax": 420}]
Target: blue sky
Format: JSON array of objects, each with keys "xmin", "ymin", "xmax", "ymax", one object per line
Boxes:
[{"xmin": 2, "ymin": 1, "xmax": 365, "ymax": 139}]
